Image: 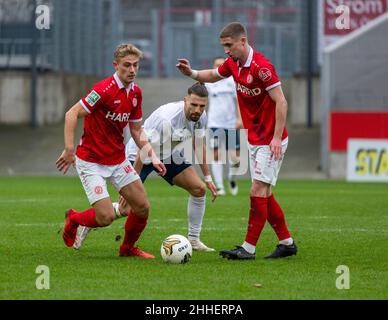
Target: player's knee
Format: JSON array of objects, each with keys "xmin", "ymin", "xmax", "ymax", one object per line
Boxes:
[
  {"xmin": 213, "ymin": 150, "xmax": 219, "ymax": 161},
  {"xmin": 250, "ymin": 181, "xmax": 270, "ymax": 197},
  {"xmin": 97, "ymin": 213, "xmax": 115, "ymax": 227},
  {"xmin": 132, "ymin": 200, "xmax": 150, "ymax": 219},
  {"xmin": 190, "ymin": 183, "xmax": 206, "ymax": 198},
  {"xmin": 229, "ymin": 152, "xmax": 240, "ymax": 165}
]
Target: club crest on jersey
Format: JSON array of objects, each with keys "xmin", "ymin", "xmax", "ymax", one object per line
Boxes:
[
  {"xmin": 85, "ymin": 90, "xmax": 101, "ymax": 106},
  {"xmin": 247, "ymin": 74, "xmax": 253, "ymax": 84},
  {"xmin": 132, "ymin": 97, "xmax": 138, "ymax": 107},
  {"xmin": 106, "ymin": 111, "xmax": 132, "ymax": 122},
  {"xmin": 259, "ymin": 68, "xmax": 272, "ymax": 82},
  {"xmin": 237, "ymin": 83, "xmax": 261, "ymax": 96}
]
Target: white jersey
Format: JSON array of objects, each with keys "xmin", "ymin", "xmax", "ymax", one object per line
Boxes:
[
  {"xmin": 205, "ymin": 77, "xmax": 237, "ymax": 129},
  {"xmin": 126, "ymin": 101, "xmax": 207, "ymax": 163}
]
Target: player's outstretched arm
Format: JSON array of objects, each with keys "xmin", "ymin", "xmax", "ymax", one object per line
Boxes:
[
  {"xmin": 176, "ymin": 58, "xmax": 222, "ymax": 83},
  {"xmin": 56, "ymin": 102, "xmax": 88, "ymax": 174}
]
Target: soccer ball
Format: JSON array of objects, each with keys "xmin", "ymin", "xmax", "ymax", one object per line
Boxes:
[{"xmin": 161, "ymin": 234, "xmax": 192, "ymax": 264}]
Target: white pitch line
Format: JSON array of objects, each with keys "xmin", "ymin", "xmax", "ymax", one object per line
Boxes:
[
  {"xmin": 153, "ymin": 226, "xmax": 246, "ymax": 231},
  {"xmin": 152, "ymin": 217, "xmax": 247, "ymax": 222},
  {"xmin": 10, "ymin": 223, "xmax": 245, "ymax": 232},
  {"xmin": 302, "ymin": 227, "xmax": 388, "ymax": 234},
  {"xmin": 10, "ymin": 223, "xmax": 387, "ymax": 235},
  {"xmin": 0, "ymin": 199, "xmax": 52, "ymax": 203},
  {"xmin": 14, "ymin": 223, "xmax": 63, "ymax": 227}
]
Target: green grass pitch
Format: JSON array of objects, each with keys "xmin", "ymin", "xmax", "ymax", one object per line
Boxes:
[{"xmin": 0, "ymin": 177, "xmax": 387, "ymax": 300}]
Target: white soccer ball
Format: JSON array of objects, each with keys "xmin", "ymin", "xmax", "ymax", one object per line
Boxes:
[{"xmin": 161, "ymin": 234, "xmax": 192, "ymax": 264}]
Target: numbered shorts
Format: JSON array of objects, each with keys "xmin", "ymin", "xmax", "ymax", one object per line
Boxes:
[
  {"xmin": 75, "ymin": 156, "xmax": 140, "ymax": 205},
  {"xmin": 248, "ymin": 138, "xmax": 288, "ymax": 186}
]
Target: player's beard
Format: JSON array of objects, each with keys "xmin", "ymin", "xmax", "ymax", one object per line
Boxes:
[{"xmin": 190, "ymin": 114, "xmax": 200, "ymax": 122}]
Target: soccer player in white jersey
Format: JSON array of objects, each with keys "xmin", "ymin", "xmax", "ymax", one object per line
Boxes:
[
  {"xmin": 206, "ymin": 57, "xmax": 243, "ymax": 196},
  {"xmin": 74, "ymin": 83, "xmax": 218, "ymax": 252}
]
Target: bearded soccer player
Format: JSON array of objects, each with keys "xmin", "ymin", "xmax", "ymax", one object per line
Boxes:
[
  {"xmin": 56, "ymin": 44, "xmax": 166, "ymax": 259},
  {"xmin": 176, "ymin": 22, "xmax": 297, "ymax": 259}
]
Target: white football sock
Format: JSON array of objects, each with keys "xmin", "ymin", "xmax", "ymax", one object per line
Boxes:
[
  {"xmin": 212, "ymin": 161, "xmax": 224, "ymax": 190},
  {"xmin": 242, "ymin": 241, "xmax": 256, "ymax": 254},
  {"xmin": 228, "ymin": 159, "xmax": 240, "ymax": 181},
  {"xmin": 279, "ymin": 238, "xmax": 293, "ymax": 246},
  {"xmin": 112, "ymin": 202, "xmax": 122, "ymax": 219},
  {"xmin": 187, "ymin": 196, "xmax": 206, "ymax": 241}
]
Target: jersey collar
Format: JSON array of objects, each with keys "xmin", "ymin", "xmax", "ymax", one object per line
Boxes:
[
  {"xmin": 114, "ymin": 73, "xmax": 135, "ymax": 92},
  {"xmin": 239, "ymin": 46, "xmax": 253, "ymax": 68}
]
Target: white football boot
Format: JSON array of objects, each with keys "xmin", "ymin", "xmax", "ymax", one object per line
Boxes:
[
  {"xmin": 216, "ymin": 188, "xmax": 226, "ymax": 196},
  {"xmin": 190, "ymin": 239, "xmax": 215, "ymax": 252},
  {"xmin": 73, "ymin": 226, "xmax": 91, "ymax": 250},
  {"xmin": 228, "ymin": 180, "xmax": 238, "ymax": 196}
]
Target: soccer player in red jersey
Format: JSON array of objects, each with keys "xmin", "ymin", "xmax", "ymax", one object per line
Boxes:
[
  {"xmin": 176, "ymin": 22, "xmax": 297, "ymax": 259},
  {"xmin": 56, "ymin": 44, "xmax": 166, "ymax": 259}
]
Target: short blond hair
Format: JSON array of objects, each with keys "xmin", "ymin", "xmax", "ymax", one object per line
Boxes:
[{"xmin": 114, "ymin": 44, "xmax": 143, "ymax": 62}]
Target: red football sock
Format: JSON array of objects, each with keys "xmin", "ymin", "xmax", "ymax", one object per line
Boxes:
[
  {"xmin": 121, "ymin": 211, "xmax": 148, "ymax": 248},
  {"xmin": 267, "ymin": 194, "xmax": 291, "ymax": 241},
  {"xmin": 244, "ymin": 196, "xmax": 268, "ymax": 246},
  {"xmin": 71, "ymin": 208, "xmax": 100, "ymax": 228}
]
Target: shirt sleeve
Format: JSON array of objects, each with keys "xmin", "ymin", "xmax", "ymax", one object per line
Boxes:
[
  {"xmin": 256, "ymin": 61, "xmax": 281, "ymax": 92},
  {"xmin": 217, "ymin": 57, "xmax": 233, "ymax": 78},
  {"xmin": 80, "ymin": 85, "xmax": 106, "ymax": 113},
  {"xmin": 128, "ymin": 90, "xmax": 143, "ymax": 122}
]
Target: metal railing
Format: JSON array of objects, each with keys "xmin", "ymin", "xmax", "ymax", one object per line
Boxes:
[
  {"xmin": 0, "ymin": 0, "xmax": 309, "ymax": 78},
  {"xmin": 0, "ymin": 38, "xmax": 51, "ymax": 68}
]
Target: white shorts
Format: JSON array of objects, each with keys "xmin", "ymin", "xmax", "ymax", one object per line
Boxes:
[
  {"xmin": 248, "ymin": 138, "xmax": 288, "ymax": 186},
  {"xmin": 75, "ymin": 157, "xmax": 140, "ymax": 205}
]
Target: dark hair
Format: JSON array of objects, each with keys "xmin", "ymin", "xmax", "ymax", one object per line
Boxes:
[
  {"xmin": 188, "ymin": 82, "xmax": 208, "ymax": 98},
  {"xmin": 219, "ymin": 22, "xmax": 247, "ymax": 39}
]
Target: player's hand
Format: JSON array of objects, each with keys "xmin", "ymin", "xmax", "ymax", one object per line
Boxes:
[
  {"xmin": 206, "ymin": 181, "xmax": 218, "ymax": 202},
  {"xmin": 269, "ymin": 137, "xmax": 283, "ymax": 161},
  {"xmin": 55, "ymin": 148, "xmax": 75, "ymax": 175},
  {"xmin": 151, "ymin": 157, "xmax": 167, "ymax": 176},
  {"xmin": 176, "ymin": 58, "xmax": 192, "ymax": 77}
]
